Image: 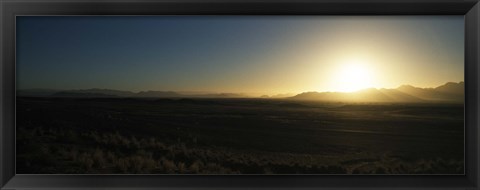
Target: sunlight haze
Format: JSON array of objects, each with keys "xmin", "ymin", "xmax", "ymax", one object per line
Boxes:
[{"xmin": 17, "ymin": 16, "xmax": 464, "ymax": 95}]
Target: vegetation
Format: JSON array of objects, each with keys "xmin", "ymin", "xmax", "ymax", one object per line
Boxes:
[{"xmin": 16, "ymin": 97, "xmax": 464, "ymax": 174}]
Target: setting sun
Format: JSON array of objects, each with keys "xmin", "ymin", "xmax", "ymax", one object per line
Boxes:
[
  {"xmin": 15, "ymin": 16, "xmax": 465, "ymax": 175},
  {"xmin": 334, "ymin": 60, "xmax": 374, "ymax": 92}
]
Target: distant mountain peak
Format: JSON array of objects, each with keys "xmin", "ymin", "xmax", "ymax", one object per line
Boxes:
[
  {"xmin": 17, "ymin": 81, "xmax": 464, "ymax": 102},
  {"xmin": 292, "ymin": 81, "xmax": 464, "ymax": 103},
  {"xmin": 436, "ymin": 81, "xmax": 464, "ymax": 88},
  {"xmin": 397, "ymin": 84, "xmax": 415, "ymax": 89}
]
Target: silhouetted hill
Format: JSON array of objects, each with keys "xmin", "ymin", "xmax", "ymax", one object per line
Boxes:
[
  {"xmin": 194, "ymin": 93, "xmax": 248, "ymax": 98},
  {"xmin": 18, "ymin": 82, "xmax": 463, "ymax": 102},
  {"xmin": 397, "ymin": 82, "xmax": 463, "ymax": 102},
  {"xmin": 292, "ymin": 82, "xmax": 464, "ymax": 103},
  {"xmin": 136, "ymin": 91, "xmax": 180, "ymax": 98},
  {"xmin": 260, "ymin": 93, "xmax": 304, "ymax": 99},
  {"xmin": 17, "ymin": 89, "xmax": 60, "ymax": 97},
  {"xmin": 271, "ymin": 93, "xmax": 295, "ymax": 98},
  {"xmin": 435, "ymin": 82, "xmax": 464, "ymax": 95},
  {"xmin": 378, "ymin": 89, "xmax": 424, "ymax": 102},
  {"xmin": 293, "ymin": 88, "xmax": 403, "ymax": 102},
  {"xmin": 52, "ymin": 92, "xmax": 118, "ymax": 98},
  {"xmin": 19, "ymin": 88, "xmax": 248, "ymax": 98},
  {"xmin": 396, "ymin": 85, "xmax": 442, "ymax": 100},
  {"xmin": 61, "ymin": 88, "xmax": 136, "ymax": 97}
]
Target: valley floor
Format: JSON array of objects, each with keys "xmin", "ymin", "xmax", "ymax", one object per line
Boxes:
[{"xmin": 16, "ymin": 97, "xmax": 464, "ymax": 174}]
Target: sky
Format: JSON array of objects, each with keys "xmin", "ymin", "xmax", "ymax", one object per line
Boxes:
[{"xmin": 16, "ymin": 16, "xmax": 464, "ymax": 95}]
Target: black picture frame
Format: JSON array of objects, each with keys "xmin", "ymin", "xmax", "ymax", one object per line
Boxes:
[{"xmin": 1, "ymin": 0, "xmax": 479, "ymax": 189}]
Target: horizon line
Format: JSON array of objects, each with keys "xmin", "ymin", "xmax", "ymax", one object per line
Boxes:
[{"xmin": 17, "ymin": 81, "xmax": 464, "ymax": 97}]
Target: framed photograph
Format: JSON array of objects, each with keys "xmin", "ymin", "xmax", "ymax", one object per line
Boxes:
[{"xmin": 1, "ymin": 0, "xmax": 479, "ymax": 189}]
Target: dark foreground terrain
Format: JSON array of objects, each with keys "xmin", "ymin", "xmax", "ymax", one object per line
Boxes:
[{"xmin": 16, "ymin": 97, "xmax": 464, "ymax": 174}]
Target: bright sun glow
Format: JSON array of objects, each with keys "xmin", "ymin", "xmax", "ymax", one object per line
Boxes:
[{"xmin": 334, "ymin": 60, "xmax": 374, "ymax": 92}]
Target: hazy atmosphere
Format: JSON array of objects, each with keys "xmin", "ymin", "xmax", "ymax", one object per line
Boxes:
[
  {"xmin": 17, "ymin": 16, "xmax": 463, "ymax": 95},
  {"xmin": 16, "ymin": 16, "xmax": 464, "ymax": 174}
]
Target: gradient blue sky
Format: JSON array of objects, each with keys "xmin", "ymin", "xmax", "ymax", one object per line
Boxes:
[{"xmin": 17, "ymin": 16, "xmax": 464, "ymax": 94}]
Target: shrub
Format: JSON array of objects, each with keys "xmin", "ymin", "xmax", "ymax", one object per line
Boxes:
[
  {"xmin": 130, "ymin": 156, "xmax": 145, "ymax": 173},
  {"xmin": 92, "ymin": 148, "xmax": 106, "ymax": 168},
  {"xmin": 162, "ymin": 158, "xmax": 177, "ymax": 173},
  {"xmin": 143, "ymin": 156, "xmax": 157, "ymax": 172},
  {"xmin": 106, "ymin": 151, "xmax": 116, "ymax": 162},
  {"xmin": 178, "ymin": 162, "xmax": 187, "ymax": 173},
  {"xmin": 116, "ymin": 158, "xmax": 129, "ymax": 173},
  {"xmin": 78, "ymin": 153, "xmax": 94, "ymax": 171},
  {"xmin": 189, "ymin": 160, "xmax": 203, "ymax": 173},
  {"xmin": 69, "ymin": 149, "xmax": 78, "ymax": 160}
]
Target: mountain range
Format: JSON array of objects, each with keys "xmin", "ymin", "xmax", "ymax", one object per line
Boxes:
[
  {"xmin": 17, "ymin": 88, "xmax": 248, "ymax": 99},
  {"xmin": 291, "ymin": 82, "xmax": 464, "ymax": 103},
  {"xmin": 18, "ymin": 81, "xmax": 464, "ymax": 103}
]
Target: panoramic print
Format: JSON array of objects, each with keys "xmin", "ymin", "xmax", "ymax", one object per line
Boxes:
[{"xmin": 16, "ymin": 16, "xmax": 464, "ymax": 174}]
